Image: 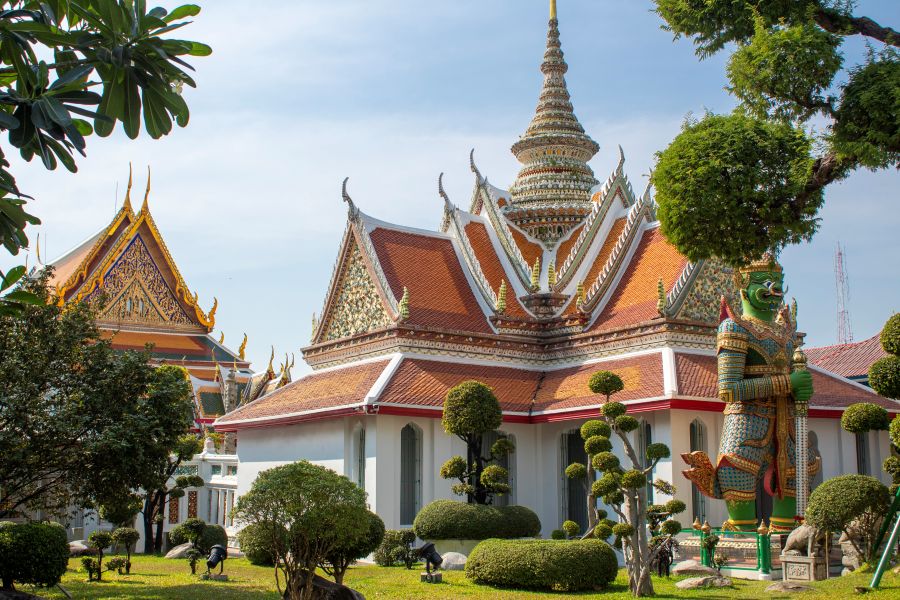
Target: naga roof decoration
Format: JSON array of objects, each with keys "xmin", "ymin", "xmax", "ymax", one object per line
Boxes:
[{"xmin": 214, "ymin": 0, "xmax": 898, "ymax": 431}]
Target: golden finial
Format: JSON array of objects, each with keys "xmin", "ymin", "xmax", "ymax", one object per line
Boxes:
[
  {"xmin": 550, "ymin": 0, "xmax": 557, "ymax": 20},
  {"xmin": 123, "ymin": 162, "xmax": 134, "ymax": 212},
  {"xmin": 218, "ymin": 331, "xmax": 224, "ymax": 344},
  {"xmin": 757, "ymin": 520, "xmax": 769, "ymax": 536},
  {"xmin": 701, "ymin": 520, "xmax": 712, "ymax": 534},
  {"xmin": 238, "ymin": 333, "xmax": 247, "ymax": 360},
  {"xmin": 207, "ymin": 297, "xmax": 217, "ymax": 328},
  {"xmin": 399, "ymin": 287, "xmax": 410, "ymax": 320},
  {"xmin": 266, "ymin": 346, "xmax": 275, "ymax": 376},
  {"xmin": 793, "ymin": 346, "xmax": 808, "ymax": 372},
  {"xmin": 496, "ymin": 279, "xmax": 507, "ymax": 313},
  {"xmin": 141, "ymin": 166, "xmax": 151, "ymax": 212},
  {"xmin": 692, "ymin": 517, "xmax": 702, "ymax": 531},
  {"xmin": 530, "ymin": 258, "xmax": 541, "ymax": 290}
]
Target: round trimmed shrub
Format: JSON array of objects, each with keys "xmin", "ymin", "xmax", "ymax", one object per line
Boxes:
[
  {"xmin": 646, "ymin": 442, "xmax": 671, "ymax": 460},
  {"xmin": 661, "ymin": 519, "xmax": 682, "ymax": 536},
  {"xmin": 614, "ymin": 415, "xmax": 639, "ymax": 433},
  {"xmin": 592, "ymin": 473, "xmax": 619, "ymax": 497},
  {"xmin": 841, "ymin": 402, "xmax": 890, "ymax": 433},
  {"xmin": 413, "ymin": 500, "xmax": 541, "ymax": 540},
  {"xmin": 881, "ymin": 314, "xmax": 900, "ymax": 355},
  {"xmin": 584, "ymin": 435, "xmax": 612, "ymax": 455},
  {"xmin": 580, "ymin": 420, "xmax": 611, "ymax": 439},
  {"xmin": 612, "ymin": 523, "xmax": 635, "ymax": 538},
  {"xmin": 600, "ymin": 401, "xmax": 626, "ymax": 419},
  {"xmin": 806, "ymin": 474, "xmax": 890, "ymax": 534},
  {"xmin": 588, "ymin": 371, "xmax": 625, "ymax": 397},
  {"xmin": 593, "ymin": 523, "xmax": 613, "ymax": 540},
  {"xmin": 169, "ymin": 519, "xmax": 228, "ymax": 554},
  {"xmin": 892, "ymin": 416, "xmax": 900, "ymax": 448},
  {"xmin": 442, "ymin": 381, "xmax": 501, "ymax": 437},
  {"xmin": 466, "ymin": 538, "xmax": 617, "ymax": 591},
  {"xmin": 565, "ymin": 462, "xmax": 587, "ymax": 480},
  {"xmin": 237, "ymin": 522, "xmax": 288, "ymax": 566},
  {"xmin": 870, "ymin": 356, "xmax": 900, "ymax": 400},
  {"xmin": 592, "ymin": 451, "xmax": 620, "ymax": 471},
  {"xmin": 665, "ymin": 499, "xmax": 687, "ymax": 515},
  {"xmin": 562, "ymin": 520, "xmax": 579, "ymax": 538},
  {"xmin": 620, "ymin": 469, "xmax": 646, "ymax": 489},
  {"xmin": 0, "ymin": 522, "xmax": 69, "ymax": 590},
  {"xmin": 551, "ymin": 529, "xmax": 566, "ymax": 540}
]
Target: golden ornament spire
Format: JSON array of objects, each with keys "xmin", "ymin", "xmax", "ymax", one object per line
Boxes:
[
  {"xmin": 141, "ymin": 166, "xmax": 151, "ymax": 212},
  {"xmin": 266, "ymin": 346, "xmax": 275, "ymax": 377},
  {"xmin": 123, "ymin": 162, "xmax": 134, "ymax": 212},
  {"xmin": 238, "ymin": 333, "xmax": 247, "ymax": 360},
  {"xmin": 218, "ymin": 331, "xmax": 224, "ymax": 344},
  {"xmin": 550, "ymin": 0, "xmax": 557, "ymax": 20}
]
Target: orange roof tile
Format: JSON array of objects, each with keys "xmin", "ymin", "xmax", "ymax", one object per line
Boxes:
[
  {"xmin": 508, "ymin": 226, "xmax": 542, "ymax": 268},
  {"xmin": 534, "ymin": 353, "xmax": 664, "ymax": 412},
  {"xmin": 554, "ymin": 222, "xmax": 584, "ymax": 272},
  {"xmin": 463, "ymin": 222, "xmax": 528, "ymax": 318},
  {"xmin": 369, "ymin": 228, "xmax": 492, "ymax": 333},
  {"xmin": 217, "ymin": 360, "xmax": 390, "ymax": 423},
  {"xmin": 581, "ymin": 217, "xmax": 626, "ymax": 291},
  {"xmin": 675, "ymin": 353, "xmax": 718, "ymax": 397},
  {"xmin": 378, "ymin": 359, "xmax": 541, "ymax": 412},
  {"xmin": 592, "ymin": 227, "xmax": 687, "ymax": 331},
  {"xmin": 806, "ymin": 335, "xmax": 887, "ymax": 380}
]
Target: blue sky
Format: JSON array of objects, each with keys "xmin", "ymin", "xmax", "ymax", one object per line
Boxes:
[{"xmin": 5, "ymin": 0, "xmax": 898, "ymax": 372}]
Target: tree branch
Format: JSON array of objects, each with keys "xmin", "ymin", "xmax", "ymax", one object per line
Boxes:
[
  {"xmin": 796, "ymin": 151, "xmax": 850, "ymax": 209},
  {"xmin": 815, "ymin": 8, "xmax": 900, "ymax": 47}
]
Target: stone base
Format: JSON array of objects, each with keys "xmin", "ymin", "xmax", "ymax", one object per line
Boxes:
[
  {"xmin": 420, "ymin": 572, "xmax": 442, "ymax": 583},
  {"xmin": 781, "ymin": 555, "xmax": 827, "ymax": 582},
  {"xmin": 200, "ymin": 573, "xmax": 228, "ymax": 581}
]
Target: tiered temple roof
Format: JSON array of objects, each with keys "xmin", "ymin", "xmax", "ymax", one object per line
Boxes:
[
  {"xmin": 214, "ymin": 2, "xmax": 897, "ymax": 431},
  {"xmin": 806, "ymin": 334, "xmax": 888, "ymax": 383},
  {"xmin": 47, "ymin": 167, "xmax": 288, "ymax": 425}
]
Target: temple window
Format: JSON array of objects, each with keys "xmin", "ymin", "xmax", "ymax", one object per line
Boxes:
[
  {"xmin": 399, "ymin": 423, "xmax": 422, "ymax": 526},
  {"xmin": 856, "ymin": 431, "xmax": 871, "ymax": 475},
  {"xmin": 561, "ymin": 429, "xmax": 588, "ymax": 532},
  {"xmin": 636, "ymin": 419, "xmax": 653, "ymax": 503},
  {"xmin": 483, "ymin": 430, "xmax": 516, "ymax": 506},
  {"xmin": 689, "ymin": 418, "xmax": 707, "ymax": 522}
]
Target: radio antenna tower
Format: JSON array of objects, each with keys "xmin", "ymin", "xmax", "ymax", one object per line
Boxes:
[{"xmin": 834, "ymin": 242, "xmax": 853, "ymax": 344}]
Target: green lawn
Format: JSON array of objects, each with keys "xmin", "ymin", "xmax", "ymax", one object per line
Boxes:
[{"xmin": 25, "ymin": 555, "xmax": 900, "ymax": 599}]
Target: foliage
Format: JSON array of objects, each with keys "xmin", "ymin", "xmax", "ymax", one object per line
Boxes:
[
  {"xmin": 184, "ymin": 548, "xmax": 202, "ymax": 575},
  {"xmin": 581, "ymin": 419, "xmax": 612, "ymax": 439},
  {"xmin": 880, "ymin": 314, "xmax": 900, "ymax": 356},
  {"xmin": 806, "ymin": 474, "xmax": 891, "ymax": 563},
  {"xmin": 601, "ymin": 401, "xmax": 626, "ymax": 419},
  {"xmin": 106, "ymin": 557, "xmax": 127, "ymax": 575},
  {"xmin": 99, "ymin": 494, "xmax": 142, "ymax": 528},
  {"xmin": 373, "ymin": 529, "xmax": 416, "ymax": 569},
  {"xmin": 236, "ymin": 522, "xmax": 288, "ymax": 567},
  {"xmin": 81, "ymin": 556, "xmax": 100, "ymax": 581},
  {"xmin": 465, "ymin": 538, "xmax": 617, "ymax": 592},
  {"xmin": 892, "ymin": 416, "xmax": 900, "ymax": 449},
  {"xmin": 701, "ymin": 533, "xmax": 720, "ymax": 554},
  {"xmin": 713, "ymin": 552, "xmax": 729, "ymax": 575},
  {"xmin": 588, "ymin": 371, "xmax": 624, "ymax": 398},
  {"xmin": 654, "ymin": 112, "xmax": 820, "ymax": 266},
  {"xmin": 111, "ymin": 527, "xmax": 139, "ymax": 574},
  {"xmin": 169, "ymin": 520, "xmax": 226, "ymax": 555},
  {"xmin": 550, "ymin": 529, "xmax": 566, "ymax": 540},
  {"xmin": 88, "ymin": 530, "xmax": 112, "ymax": 581},
  {"xmin": 870, "ymin": 356, "xmax": 900, "ymax": 400},
  {"xmin": 652, "ymin": 0, "xmax": 899, "ymax": 263},
  {"xmin": 840, "ymin": 403, "xmax": 890, "ymax": 433},
  {"xmin": 0, "ymin": 521, "xmax": 68, "ymax": 591},
  {"xmin": 233, "ymin": 461, "xmax": 369, "ymax": 600},
  {"xmin": 561, "ymin": 520, "xmax": 579, "ymax": 539},
  {"xmin": 565, "ymin": 462, "xmax": 586, "ymax": 480},
  {"xmin": 412, "ymin": 500, "xmax": 541, "ymax": 541},
  {"xmin": 440, "ymin": 380, "xmax": 513, "ymax": 504},
  {"xmin": 320, "ymin": 510, "xmax": 385, "ymax": 585}
]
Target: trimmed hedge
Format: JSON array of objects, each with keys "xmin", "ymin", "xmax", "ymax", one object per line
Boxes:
[
  {"xmin": 465, "ymin": 538, "xmax": 617, "ymax": 591},
  {"xmin": 413, "ymin": 500, "xmax": 540, "ymax": 540},
  {"xmin": 168, "ymin": 520, "xmax": 228, "ymax": 554},
  {"xmin": 0, "ymin": 521, "xmax": 69, "ymax": 589}
]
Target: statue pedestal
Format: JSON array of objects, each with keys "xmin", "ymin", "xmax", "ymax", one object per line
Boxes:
[
  {"xmin": 420, "ymin": 572, "xmax": 442, "ymax": 583},
  {"xmin": 781, "ymin": 555, "xmax": 826, "ymax": 582}
]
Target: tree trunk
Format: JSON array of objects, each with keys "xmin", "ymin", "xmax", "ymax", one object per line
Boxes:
[
  {"xmin": 1, "ymin": 574, "xmax": 14, "ymax": 590},
  {"xmin": 142, "ymin": 496, "xmax": 156, "ymax": 554},
  {"xmin": 334, "ymin": 570, "xmax": 344, "ymax": 586},
  {"xmin": 153, "ymin": 495, "xmax": 166, "ymax": 553}
]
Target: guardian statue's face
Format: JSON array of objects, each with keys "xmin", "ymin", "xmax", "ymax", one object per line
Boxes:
[{"xmin": 743, "ymin": 270, "xmax": 785, "ymax": 315}]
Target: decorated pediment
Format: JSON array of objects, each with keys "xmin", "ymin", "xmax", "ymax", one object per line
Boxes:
[
  {"xmin": 672, "ymin": 259, "xmax": 735, "ymax": 324},
  {"xmin": 319, "ymin": 240, "xmax": 393, "ymax": 342}
]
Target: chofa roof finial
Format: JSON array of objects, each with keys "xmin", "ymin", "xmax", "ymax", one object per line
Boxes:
[
  {"xmin": 140, "ymin": 166, "xmax": 151, "ymax": 212},
  {"xmin": 438, "ymin": 172, "xmax": 453, "ymax": 211},
  {"xmin": 123, "ymin": 162, "xmax": 134, "ymax": 212},
  {"xmin": 469, "ymin": 148, "xmax": 483, "ymax": 184},
  {"xmin": 342, "ymin": 177, "xmax": 359, "ymax": 220}
]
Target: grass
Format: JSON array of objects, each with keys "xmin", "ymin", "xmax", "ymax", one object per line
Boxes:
[{"xmin": 22, "ymin": 554, "xmax": 900, "ymax": 599}]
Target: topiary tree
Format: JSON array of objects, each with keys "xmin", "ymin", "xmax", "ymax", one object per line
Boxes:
[
  {"xmin": 111, "ymin": 527, "xmax": 140, "ymax": 574},
  {"xmin": 841, "ymin": 403, "xmax": 890, "ymax": 434},
  {"xmin": 233, "ymin": 461, "xmax": 369, "ymax": 600},
  {"xmin": 181, "ymin": 517, "xmax": 206, "ymax": 550},
  {"xmin": 652, "ymin": 0, "xmax": 898, "ymax": 265},
  {"xmin": 237, "ymin": 522, "xmax": 288, "ymax": 566},
  {"xmin": 0, "ymin": 522, "xmax": 69, "ymax": 592},
  {"xmin": 185, "ymin": 548, "xmax": 202, "ymax": 575},
  {"xmin": 583, "ymin": 371, "xmax": 685, "ymax": 597},
  {"xmin": 320, "ymin": 510, "xmax": 385, "ymax": 585},
  {"xmin": 805, "ymin": 474, "xmax": 891, "ymax": 564},
  {"xmin": 372, "ymin": 529, "xmax": 417, "ymax": 568},
  {"xmin": 88, "ymin": 530, "xmax": 112, "ymax": 582},
  {"xmin": 440, "ymin": 380, "xmax": 514, "ymax": 505},
  {"xmin": 871, "ymin": 314, "xmax": 900, "ymax": 401}
]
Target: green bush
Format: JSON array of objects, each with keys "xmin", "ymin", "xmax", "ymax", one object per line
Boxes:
[
  {"xmin": 169, "ymin": 519, "xmax": 228, "ymax": 554},
  {"xmin": 870, "ymin": 356, "xmax": 900, "ymax": 400},
  {"xmin": 550, "ymin": 529, "xmax": 566, "ymax": 540},
  {"xmin": 841, "ymin": 402, "xmax": 890, "ymax": 433},
  {"xmin": 465, "ymin": 538, "xmax": 617, "ymax": 591},
  {"xmin": 413, "ymin": 500, "xmax": 541, "ymax": 540},
  {"xmin": 561, "ymin": 520, "xmax": 579, "ymax": 538},
  {"xmin": 806, "ymin": 474, "xmax": 890, "ymax": 562},
  {"xmin": 237, "ymin": 522, "xmax": 288, "ymax": 566},
  {"xmin": 588, "ymin": 371, "xmax": 624, "ymax": 398},
  {"xmin": 373, "ymin": 529, "xmax": 416, "ymax": 567},
  {"xmin": 0, "ymin": 522, "xmax": 69, "ymax": 590},
  {"xmin": 879, "ymin": 313, "xmax": 900, "ymax": 356}
]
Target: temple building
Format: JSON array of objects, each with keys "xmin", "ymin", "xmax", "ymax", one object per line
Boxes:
[
  {"xmin": 807, "ymin": 334, "xmax": 889, "ymax": 387},
  {"xmin": 215, "ymin": 5, "xmax": 898, "ymax": 536}
]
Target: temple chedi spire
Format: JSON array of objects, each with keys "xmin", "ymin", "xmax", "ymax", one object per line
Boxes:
[{"xmin": 506, "ymin": 0, "xmax": 599, "ymax": 246}]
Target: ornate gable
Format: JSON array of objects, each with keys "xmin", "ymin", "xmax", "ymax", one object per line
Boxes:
[
  {"xmin": 671, "ymin": 259, "xmax": 735, "ymax": 324},
  {"xmin": 320, "ymin": 240, "xmax": 393, "ymax": 342},
  {"xmin": 90, "ymin": 235, "xmax": 195, "ymax": 327}
]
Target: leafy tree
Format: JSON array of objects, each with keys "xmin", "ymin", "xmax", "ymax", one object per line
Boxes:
[
  {"xmin": 0, "ymin": 270, "xmax": 155, "ymax": 517},
  {"xmin": 88, "ymin": 530, "xmax": 112, "ymax": 581},
  {"xmin": 320, "ymin": 510, "xmax": 385, "ymax": 585},
  {"xmin": 582, "ymin": 372, "xmax": 685, "ymax": 597},
  {"xmin": 652, "ymin": 0, "xmax": 898, "ymax": 265},
  {"xmin": 806, "ymin": 474, "xmax": 891, "ymax": 563},
  {"xmin": 0, "ymin": 1, "xmax": 210, "ymax": 312},
  {"xmin": 111, "ymin": 527, "xmax": 139, "ymax": 574},
  {"xmin": 233, "ymin": 461, "xmax": 370, "ymax": 600},
  {"xmin": 0, "ymin": 522, "xmax": 68, "ymax": 592},
  {"xmin": 141, "ymin": 433, "xmax": 204, "ymax": 554},
  {"xmin": 439, "ymin": 380, "xmax": 514, "ymax": 505},
  {"xmin": 871, "ymin": 314, "xmax": 900, "ymax": 400}
]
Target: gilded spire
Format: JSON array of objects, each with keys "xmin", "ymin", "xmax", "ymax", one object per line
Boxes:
[
  {"xmin": 266, "ymin": 346, "xmax": 275, "ymax": 377},
  {"xmin": 123, "ymin": 163, "xmax": 134, "ymax": 212},
  {"xmin": 140, "ymin": 166, "xmax": 151, "ymax": 212},
  {"xmin": 507, "ymin": 3, "xmax": 599, "ymax": 245},
  {"xmin": 238, "ymin": 333, "xmax": 247, "ymax": 360}
]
